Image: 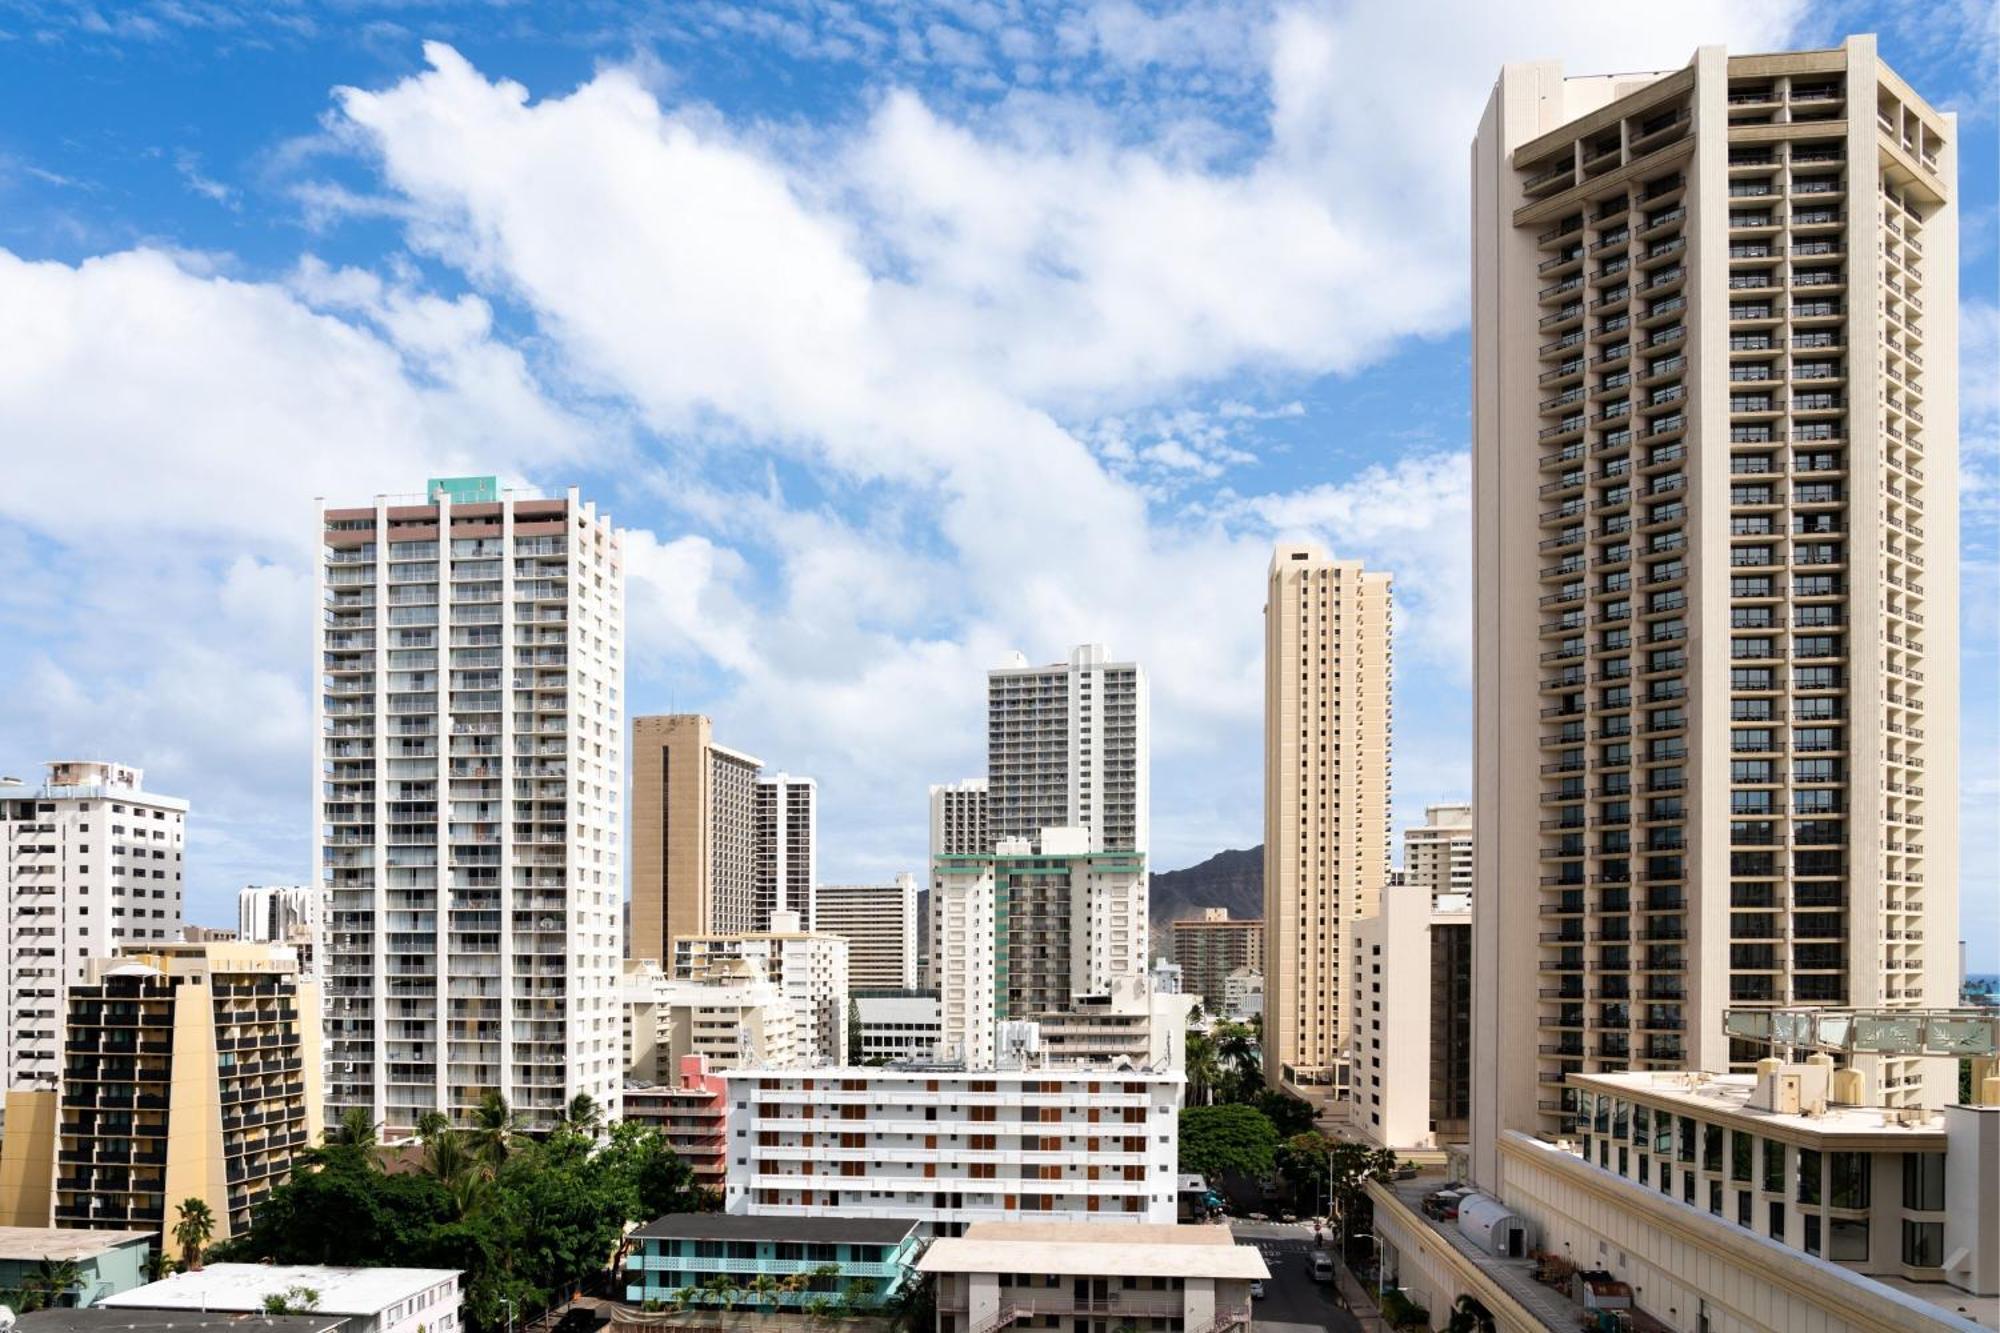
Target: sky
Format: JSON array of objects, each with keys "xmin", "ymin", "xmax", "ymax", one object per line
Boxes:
[{"xmin": 0, "ymin": 0, "xmax": 1993, "ymax": 964}]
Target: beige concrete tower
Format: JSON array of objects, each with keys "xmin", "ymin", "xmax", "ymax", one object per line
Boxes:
[
  {"xmin": 1471, "ymin": 37, "xmax": 1958, "ymax": 1185},
  {"xmin": 1263, "ymin": 544, "xmax": 1393, "ymax": 1091},
  {"xmin": 629, "ymin": 715, "xmax": 762, "ymax": 964}
]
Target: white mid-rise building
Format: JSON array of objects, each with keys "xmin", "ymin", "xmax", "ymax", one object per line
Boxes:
[
  {"xmin": 723, "ymin": 1065, "xmax": 1184, "ymax": 1235},
  {"xmin": 1222, "ymin": 967, "xmax": 1263, "ymax": 1024},
  {"xmin": 236, "ymin": 884, "xmax": 323, "ymax": 978},
  {"xmin": 1349, "ymin": 884, "xmax": 1473, "ymax": 1152},
  {"xmin": 0, "ymin": 761, "xmax": 186, "ymax": 1090},
  {"xmin": 752, "ymin": 772, "xmax": 815, "ymax": 930},
  {"xmin": 673, "ymin": 911, "xmax": 849, "ymax": 1065},
  {"xmin": 1402, "ymin": 803, "xmax": 1473, "ymax": 908},
  {"xmin": 622, "ymin": 956, "xmax": 801, "ymax": 1074},
  {"xmin": 318, "ymin": 478, "xmax": 625, "ymax": 1131},
  {"xmin": 988, "ymin": 646, "xmax": 1148, "ymax": 855},
  {"xmin": 853, "ymin": 989, "xmax": 943, "ymax": 1064},
  {"xmin": 929, "ymin": 779, "xmax": 989, "ymax": 860},
  {"xmin": 812, "ymin": 874, "xmax": 919, "ymax": 990},
  {"xmin": 1033, "ymin": 975, "xmax": 1198, "ymax": 1072}
]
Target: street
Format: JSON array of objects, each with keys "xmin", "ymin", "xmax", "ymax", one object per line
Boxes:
[{"xmin": 1231, "ymin": 1220, "xmax": 1364, "ymax": 1333}]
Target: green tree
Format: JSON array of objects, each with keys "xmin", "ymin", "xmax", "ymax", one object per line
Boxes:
[
  {"xmin": 26, "ymin": 1257, "xmax": 83, "ymax": 1310},
  {"xmin": 1446, "ymin": 1293, "xmax": 1495, "ymax": 1333},
  {"xmin": 1276, "ymin": 1132, "xmax": 1334, "ymax": 1204},
  {"xmin": 144, "ymin": 1249, "xmax": 174, "ymax": 1282},
  {"xmin": 262, "ymin": 1285, "xmax": 322, "ymax": 1315},
  {"xmin": 700, "ymin": 1274, "xmax": 739, "ymax": 1309},
  {"xmin": 803, "ymin": 1294, "xmax": 836, "ymax": 1323},
  {"xmin": 1178, "ymin": 1104, "xmax": 1278, "ymax": 1180},
  {"xmin": 670, "ymin": 1286, "xmax": 698, "ymax": 1313},
  {"xmin": 1254, "ymin": 1089, "xmax": 1317, "ymax": 1137},
  {"xmin": 748, "ymin": 1274, "xmax": 782, "ymax": 1311},
  {"xmin": 466, "ymin": 1091, "xmax": 521, "ymax": 1172},
  {"xmin": 557, "ymin": 1093, "xmax": 602, "ymax": 1138},
  {"xmin": 172, "ymin": 1198, "xmax": 216, "ymax": 1272},
  {"xmin": 1325, "ymin": 1141, "xmax": 1400, "ymax": 1241},
  {"xmin": 326, "ymin": 1107, "xmax": 382, "ymax": 1164},
  {"xmin": 1184, "ymin": 1030, "xmax": 1222, "ymax": 1106}
]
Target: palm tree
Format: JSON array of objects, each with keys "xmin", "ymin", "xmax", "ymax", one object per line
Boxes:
[
  {"xmin": 144, "ymin": 1249, "xmax": 173, "ymax": 1282},
  {"xmin": 29, "ymin": 1257, "xmax": 83, "ymax": 1309},
  {"xmin": 699, "ymin": 1274, "xmax": 739, "ymax": 1310},
  {"xmin": 670, "ymin": 1286, "xmax": 698, "ymax": 1314},
  {"xmin": 466, "ymin": 1090, "xmax": 520, "ymax": 1171},
  {"xmin": 1184, "ymin": 1031, "xmax": 1221, "ymax": 1106},
  {"xmin": 326, "ymin": 1107, "xmax": 382, "ymax": 1166},
  {"xmin": 802, "ymin": 1294, "xmax": 836, "ymax": 1324},
  {"xmin": 172, "ymin": 1198, "xmax": 215, "ymax": 1272},
  {"xmin": 557, "ymin": 1092, "xmax": 601, "ymax": 1138},
  {"xmin": 748, "ymin": 1274, "xmax": 782, "ymax": 1311}
]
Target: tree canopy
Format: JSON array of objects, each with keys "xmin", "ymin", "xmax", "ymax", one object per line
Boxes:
[
  {"xmin": 216, "ymin": 1099, "xmax": 711, "ymax": 1332},
  {"xmin": 1177, "ymin": 1103, "xmax": 1279, "ymax": 1181}
]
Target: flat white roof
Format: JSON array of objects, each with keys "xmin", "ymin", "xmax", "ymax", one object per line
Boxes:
[
  {"xmin": 918, "ymin": 1224, "xmax": 1269, "ymax": 1280},
  {"xmin": 0, "ymin": 1227, "xmax": 152, "ymax": 1261},
  {"xmin": 1572, "ymin": 1071, "xmax": 1949, "ymax": 1142},
  {"xmin": 102, "ymin": 1265, "xmax": 459, "ymax": 1316}
]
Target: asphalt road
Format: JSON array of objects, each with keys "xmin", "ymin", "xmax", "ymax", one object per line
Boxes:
[{"xmin": 1231, "ymin": 1220, "xmax": 1363, "ymax": 1333}]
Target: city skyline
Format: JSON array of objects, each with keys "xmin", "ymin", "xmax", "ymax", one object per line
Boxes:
[{"xmin": 0, "ymin": 3, "xmax": 1993, "ymax": 968}]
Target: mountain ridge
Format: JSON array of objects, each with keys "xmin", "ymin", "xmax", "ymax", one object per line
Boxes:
[{"xmin": 1148, "ymin": 844, "xmax": 1262, "ymax": 931}]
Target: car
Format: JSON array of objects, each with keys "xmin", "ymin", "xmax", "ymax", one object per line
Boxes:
[
  {"xmin": 1247, "ymin": 1211, "xmax": 1269, "ymax": 1222},
  {"xmin": 1250, "ymin": 1281, "xmax": 1266, "ymax": 1300},
  {"xmin": 1279, "ymin": 1211, "xmax": 1297, "ymax": 1223},
  {"xmin": 1311, "ymin": 1255, "xmax": 1336, "ymax": 1283}
]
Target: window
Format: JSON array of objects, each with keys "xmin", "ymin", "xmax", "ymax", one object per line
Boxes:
[
  {"xmin": 1828, "ymin": 1152, "xmax": 1870, "ymax": 1209},
  {"xmin": 1731, "ymin": 1131, "xmax": 1752, "ymax": 1182},
  {"xmin": 1708, "ymin": 1180, "xmax": 1722, "ymax": 1216},
  {"xmin": 1828, "ymin": 1218, "xmax": 1869, "ymax": 1262},
  {"xmin": 1797, "ymin": 1148, "xmax": 1821, "ymax": 1204},
  {"xmin": 1736, "ymin": 1190, "xmax": 1752, "ymax": 1227},
  {"xmin": 1804, "ymin": 1214, "xmax": 1821, "ymax": 1256},
  {"xmin": 1768, "ymin": 1201, "xmax": 1785, "ymax": 1241},
  {"xmin": 1901, "ymin": 1220, "xmax": 1944, "ymax": 1268},
  {"xmin": 1703, "ymin": 1123, "xmax": 1722, "ymax": 1173},
  {"xmin": 1902, "ymin": 1153, "xmax": 1944, "ymax": 1210},
  {"xmin": 1763, "ymin": 1140, "xmax": 1785, "ymax": 1193}
]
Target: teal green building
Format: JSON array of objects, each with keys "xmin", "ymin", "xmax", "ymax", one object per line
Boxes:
[{"xmin": 624, "ymin": 1215, "xmax": 921, "ymax": 1309}]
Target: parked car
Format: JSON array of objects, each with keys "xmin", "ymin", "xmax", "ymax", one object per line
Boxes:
[{"xmin": 1311, "ymin": 1254, "xmax": 1336, "ymax": 1283}]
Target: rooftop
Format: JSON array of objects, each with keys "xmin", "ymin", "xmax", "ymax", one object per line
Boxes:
[
  {"xmin": 0, "ymin": 1227, "xmax": 152, "ymax": 1262},
  {"xmin": 630, "ymin": 1215, "xmax": 919, "ymax": 1245},
  {"xmin": 20, "ymin": 1314, "xmax": 346, "ymax": 1333},
  {"xmin": 1570, "ymin": 1070, "xmax": 1950, "ymax": 1142},
  {"xmin": 918, "ymin": 1223, "xmax": 1268, "ymax": 1280},
  {"xmin": 102, "ymin": 1266, "xmax": 457, "ymax": 1316}
]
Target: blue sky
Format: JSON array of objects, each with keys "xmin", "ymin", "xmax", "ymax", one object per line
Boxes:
[{"xmin": 0, "ymin": 1, "xmax": 1994, "ymax": 964}]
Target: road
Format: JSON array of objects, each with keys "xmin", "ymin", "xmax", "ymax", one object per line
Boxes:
[{"xmin": 1231, "ymin": 1220, "xmax": 1364, "ymax": 1333}]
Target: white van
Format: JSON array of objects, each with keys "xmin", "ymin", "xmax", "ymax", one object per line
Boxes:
[{"xmin": 1311, "ymin": 1254, "xmax": 1336, "ymax": 1283}]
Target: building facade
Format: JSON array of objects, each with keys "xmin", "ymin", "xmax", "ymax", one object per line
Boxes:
[
  {"xmin": 1168, "ymin": 909, "xmax": 1264, "ymax": 1012},
  {"xmin": 624, "ymin": 957, "xmax": 801, "ymax": 1073},
  {"xmin": 625, "ymin": 1215, "xmax": 922, "ymax": 1311},
  {"xmin": 753, "ymin": 772, "xmax": 816, "ymax": 931},
  {"xmin": 987, "ymin": 646, "xmax": 1148, "ymax": 855},
  {"xmin": 673, "ymin": 914, "xmax": 849, "ymax": 1065},
  {"xmin": 1471, "ymin": 37, "xmax": 1960, "ymax": 1176},
  {"xmin": 723, "ymin": 1066, "xmax": 1183, "ymax": 1234},
  {"xmin": 812, "ymin": 876, "xmax": 920, "ymax": 990},
  {"xmin": 0, "ymin": 942, "xmax": 322, "ymax": 1248},
  {"xmin": 932, "ymin": 832, "xmax": 1148, "ymax": 1070},
  {"xmin": 854, "ymin": 990, "xmax": 943, "ymax": 1065},
  {"xmin": 620, "ymin": 1054, "xmax": 728, "ymax": 1197},
  {"xmin": 103, "ymin": 1265, "xmax": 461, "ymax": 1333},
  {"xmin": 1263, "ymin": 544, "xmax": 1393, "ymax": 1090},
  {"xmin": 318, "ymin": 478, "xmax": 625, "ymax": 1132},
  {"xmin": 1, "ymin": 762, "xmax": 187, "ymax": 1091},
  {"xmin": 0, "ymin": 1229, "xmax": 152, "ymax": 1308},
  {"xmin": 1349, "ymin": 888, "xmax": 1472, "ymax": 1152},
  {"xmin": 920, "ymin": 1222, "xmax": 1265, "ymax": 1333},
  {"xmin": 1403, "ymin": 804, "xmax": 1474, "ymax": 908},
  {"xmin": 630, "ymin": 715, "xmax": 761, "ymax": 962},
  {"xmin": 928, "ymin": 780, "xmax": 990, "ymax": 861}
]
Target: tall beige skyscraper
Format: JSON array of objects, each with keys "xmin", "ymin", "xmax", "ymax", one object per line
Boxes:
[
  {"xmin": 629, "ymin": 715, "xmax": 762, "ymax": 962},
  {"xmin": 1471, "ymin": 37, "xmax": 1958, "ymax": 1183},
  {"xmin": 1263, "ymin": 544, "xmax": 1393, "ymax": 1091}
]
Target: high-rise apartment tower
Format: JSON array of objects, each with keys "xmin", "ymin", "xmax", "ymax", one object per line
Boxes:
[
  {"xmin": 752, "ymin": 772, "xmax": 816, "ymax": 929},
  {"xmin": 1262, "ymin": 545, "xmax": 1393, "ymax": 1091},
  {"xmin": 1471, "ymin": 37, "xmax": 1958, "ymax": 1184},
  {"xmin": 928, "ymin": 779, "xmax": 990, "ymax": 860},
  {"xmin": 1402, "ymin": 804, "xmax": 1474, "ymax": 908},
  {"xmin": 0, "ymin": 761, "xmax": 186, "ymax": 1091},
  {"xmin": 987, "ymin": 646, "xmax": 1148, "ymax": 854},
  {"xmin": 318, "ymin": 477, "xmax": 625, "ymax": 1131},
  {"xmin": 629, "ymin": 715, "xmax": 761, "ymax": 960}
]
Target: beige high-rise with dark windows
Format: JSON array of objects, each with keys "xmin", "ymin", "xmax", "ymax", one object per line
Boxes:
[
  {"xmin": 628, "ymin": 715, "xmax": 762, "ymax": 964},
  {"xmin": 1471, "ymin": 37, "xmax": 1958, "ymax": 1184},
  {"xmin": 1263, "ymin": 544, "xmax": 1392, "ymax": 1091}
]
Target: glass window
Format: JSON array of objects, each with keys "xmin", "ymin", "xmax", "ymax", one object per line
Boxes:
[
  {"xmin": 1678, "ymin": 1115, "xmax": 1695, "ymax": 1163},
  {"xmin": 1618, "ymin": 1146, "xmax": 1629, "ymax": 1177},
  {"xmin": 1703, "ymin": 1123, "xmax": 1723, "ymax": 1172},
  {"xmin": 1798, "ymin": 1148, "xmax": 1822, "ymax": 1204},
  {"xmin": 1804, "ymin": 1214, "xmax": 1821, "ymax": 1256},
  {"xmin": 1763, "ymin": 1139, "xmax": 1785, "ymax": 1193},
  {"xmin": 1709, "ymin": 1180, "xmax": 1722, "ymax": 1216},
  {"xmin": 1633, "ymin": 1104, "xmax": 1650, "ymax": 1143},
  {"xmin": 1613, "ymin": 1101, "xmax": 1629, "ymax": 1141},
  {"xmin": 1829, "ymin": 1152, "xmax": 1871, "ymax": 1209},
  {"xmin": 1902, "ymin": 1153, "xmax": 1945, "ymax": 1210},
  {"xmin": 1768, "ymin": 1201, "xmax": 1785, "ymax": 1241},
  {"xmin": 1901, "ymin": 1220, "xmax": 1944, "ymax": 1268},
  {"xmin": 1829, "ymin": 1218, "xmax": 1869, "ymax": 1262},
  {"xmin": 1731, "ymin": 1131, "xmax": 1753, "ymax": 1182}
]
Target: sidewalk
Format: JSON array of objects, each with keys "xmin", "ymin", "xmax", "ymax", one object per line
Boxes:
[{"xmin": 1331, "ymin": 1254, "xmax": 1386, "ymax": 1332}]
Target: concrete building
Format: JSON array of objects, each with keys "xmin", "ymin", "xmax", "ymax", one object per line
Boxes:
[
  {"xmin": 724, "ymin": 1065, "xmax": 1184, "ymax": 1234},
  {"xmin": 1263, "ymin": 544, "xmax": 1394, "ymax": 1092},
  {"xmin": 813, "ymin": 876, "xmax": 920, "ymax": 990},
  {"xmin": 0, "ymin": 942, "xmax": 322, "ymax": 1248},
  {"xmin": 1350, "ymin": 886, "xmax": 1473, "ymax": 1152},
  {"xmin": 1032, "ymin": 975, "xmax": 1198, "ymax": 1072},
  {"xmin": 1168, "ymin": 909, "xmax": 1264, "ymax": 1012},
  {"xmin": 630, "ymin": 714, "xmax": 761, "ymax": 962},
  {"xmin": 920, "ymin": 1222, "xmax": 1266, "ymax": 1333},
  {"xmin": 1471, "ymin": 36, "xmax": 1962, "ymax": 1169},
  {"xmin": 1, "ymin": 762, "xmax": 186, "ymax": 1091},
  {"xmin": 987, "ymin": 646, "xmax": 1148, "ymax": 855},
  {"xmin": 932, "ymin": 831, "xmax": 1148, "ymax": 1070},
  {"xmin": 1404, "ymin": 804, "xmax": 1475, "ymax": 908},
  {"xmin": 929, "ymin": 780, "xmax": 990, "ymax": 861},
  {"xmin": 625, "ymin": 1215, "xmax": 922, "ymax": 1311},
  {"xmin": 103, "ymin": 1265, "xmax": 461, "ymax": 1333},
  {"xmin": 235, "ymin": 885, "xmax": 319, "ymax": 945},
  {"xmin": 1221, "ymin": 968, "xmax": 1264, "ymax": 1024},
  {"xmin": 620, "ymin": 1053, "xmax": 727, "ymax": 1198},
  {"xmin": 854, "ymin": 990, "xmax": 943, "ymax": 1065},
  {"xmin": 0, "ymin": 1228, "xmax": 152, "ymax": 1307},
  {"xmin": 673, "ymin": 912, "xmax": 849, "ymax": 1065},
  {"xmin": 318, "ymin": 478, "xmax": 625, "ymax": 1132},
  {"xmin": 753, "ymin": 772, "xmax": 816, "ymax": 930},
  {"xmin": 623, "ymin": 957, "xmax": 801, "ymax": 1073}
]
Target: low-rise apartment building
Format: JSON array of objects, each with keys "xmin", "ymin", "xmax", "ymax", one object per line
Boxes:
[
  {"xmin": 103, "ymin": 1265, "xmax": 461, "ymax": 1333},
  {"xmin": 0, "ymin": 1228, "xmax": 153, "ymax": 1307},
  {"xmin": 621, "ymin": 1054, "xmax": 728, "ymax": 1198},
  {"xmin": 723, "ymin": 1065, "xmax": 1183, "ymax": 1235},
  {"xmin": 624, "ymin": 1215, "xmax": 921, "ymax": 1311},
  {"xmin": 920, "ymin": 1222, "xmax": 1265, "ymax": 1333},
  {"xmin": 675, "ymin": 912, "xmax": 849, "ymax": 1065}
]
